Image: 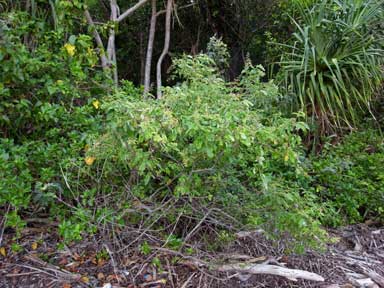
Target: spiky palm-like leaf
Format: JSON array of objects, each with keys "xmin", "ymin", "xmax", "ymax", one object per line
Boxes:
[{"xmin": 281, "ymin": 0, "xmax": 384, "ymax": 135}]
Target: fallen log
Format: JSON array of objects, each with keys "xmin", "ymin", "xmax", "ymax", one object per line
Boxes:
[{"xmin": 215, "ymin": 263, "xmax": 325, "ymax": 282}]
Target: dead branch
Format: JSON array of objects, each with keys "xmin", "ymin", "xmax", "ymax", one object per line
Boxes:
[
  {"xmin": 215, "ymin": 263, "xmax": 325, "ymax": 282},
  {"xmin": 117, "ymin": 0, "xmax": 150, "ymax": 22}
]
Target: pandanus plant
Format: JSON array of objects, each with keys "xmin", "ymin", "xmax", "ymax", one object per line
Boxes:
[{"xmin": 281, "ymin": 0, "xmax": 384, "ymax": 136}]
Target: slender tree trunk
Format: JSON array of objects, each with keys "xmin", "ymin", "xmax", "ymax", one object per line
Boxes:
[
  {"xmin": 156, "ymin": 0, "xmax": 173, "ymax": 99},
  {"xmin": 85, "ymin": 0, "xmax": 151, "ymax": 86},
  {"xmin": 144, "ymin": 0, "xmax": 157, "ymax": 96},
  {"xmin": 108, "ymin": 0, "xmax": 119, "ymax": 87},
  {"xmin": 84, "ymin": 10, "xmax": 109, "ymax": 70},
  {"xmin": 139, "ymin": 31, "xmax": 145, "ymax": 84}
]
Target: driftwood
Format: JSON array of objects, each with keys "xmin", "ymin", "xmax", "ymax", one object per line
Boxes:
[
  {"xmin": 353, "ymin": 278, "xmax": 379, "ymax": 288},
  {"xmin": 216, "ymin": 263, "xmax": 325, "ymax": 282}
]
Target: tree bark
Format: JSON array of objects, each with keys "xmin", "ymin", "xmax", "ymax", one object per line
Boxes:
[
  {"xmin": 84, "ymin": 9, "xmax": 109, "ymax": 70},
  {"xmin": 139, "ymin": 31, "xmax": 145, "ymax": 85},
  {"xmin": 143, "ymin": 0, "xmax": 157, "ymax": 96},
  {"xmin": 108, "ymin": 0, "xmax": 119, "ymax": 87},
  {"xmin": 156, "ymin": 0, "xmax": 173, "ymax": 99}
]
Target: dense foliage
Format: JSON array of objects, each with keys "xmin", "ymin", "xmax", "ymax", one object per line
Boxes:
[
  {"xmin": 1, "ymin": 0, "xmax": 383, "ymax": 254},
  {"xmin": 0, "ymin": 5, "xmax": 106, "ymax": 232},
  {"xmin": 311, "ymin": 129, "xmax": 384, "ymax": 226}
]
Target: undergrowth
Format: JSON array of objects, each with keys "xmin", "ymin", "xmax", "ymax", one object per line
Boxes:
[{"xmin": 1, "ymin": 7, "xmax": 383, "ymax": 255}]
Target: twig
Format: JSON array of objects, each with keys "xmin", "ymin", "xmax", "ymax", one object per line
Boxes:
[
  {"xmin": 5, "ymin": 271, "xmax": 41, "ymax": 277},
  {"xmin": 0, "ymin": 204, "xmax": 10, "ymax": 246},
  {"xmin": 181, "ymin": 272, "xmax": 196, "ymax": 288},
  {"xmin": 183, "ymin": 209, "xmax": 211, "ymax": 244}
]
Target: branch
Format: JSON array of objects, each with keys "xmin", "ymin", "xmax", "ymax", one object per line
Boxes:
[
  {"xmin": 84, "ymin": 9, "xmax": 108, "ymax": 69},
  {"xmin": 117, "ymin": 0, "xmax": 150, "ymax": 23},
  {"xmin": 156, "ymin": 2, "xmax": 196, "ymax": 17},
  {"xmin": 216, "ymin": 263, "xmax": 325, "ymax": 282}
]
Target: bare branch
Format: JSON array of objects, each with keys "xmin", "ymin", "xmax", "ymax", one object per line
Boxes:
[
  {"xmin": 156, "ymin": 2, "xmax": 195, "ymax": 17},
  {"xmin": 156, "ymin": 0, "xmax": 173, "ymax": 99},
  {"xmin": 216, "ymin": 263, "xmax": 325, "ymax": 282},
  {"xmin": 117, "ymin": 0, "xmax": 150, "ymax": 23},
  {"xmin": 84, "ymin": 9, "xmax": 108, "ymax": 69}
]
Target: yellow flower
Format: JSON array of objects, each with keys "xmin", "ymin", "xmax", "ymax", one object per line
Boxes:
[
  {"xmin": 284, "ymin": 153, "xmax": 289, "ymax": 162},
  {"xmin": 85, "ymin": 156, "xmax": 96, "ymax": 166},
  {"xmin": 92, "ymin": 100, "xmax": 100, "ymax": 109},
  {"xmin": 64, "ymin": 43, "xmax": 76, "ymax": 56}
]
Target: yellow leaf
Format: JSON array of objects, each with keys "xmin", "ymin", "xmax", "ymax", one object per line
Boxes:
[
  {"xmin": 31, "ymin": 242, "xmax": 38, "ymax": 250},
  {"xmin": 84, "ymin": 144, "xmax": 90, "ymax": 152},
  {"xmin": 64, "ymin": 43, "xmax": 76, "ymax": 57},
  {"xmin": 284, "ymin": 153, "xmax": 289, "ymax": 162},
  {"xmin": 0, "ymin": 247, "xmax": 6, "ymax": 257},
  {"xmin": 92, "ymin": 100, "xmax": 100, "ymax": 109},
  {"xmin": 56, "ymin": 80, "xmax": 63, "ymax": 85},
  {"xmin": 81, "ymin": 276, "xmax": 89, "ymax": 283},
  {"xmin": 85, "ymin": 156, "xmax": 96, "ymax": 166}
]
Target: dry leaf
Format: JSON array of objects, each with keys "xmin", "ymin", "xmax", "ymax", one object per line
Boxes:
[
  {"xmin": 81, "ymin": 276, "xmax": 90, "ymax": 283},
  {"xmin": 0, "ymin": 247, "xmax": 6, "ymax": 257},
  {"xmin": 106, "ymin": 274, "xmax": 121, "ymax": 282},
  {"xmin": 97, "ymin": 272, "xmax": 105, "ymax": 280},
  {"xmin": 73, "ymin": 252, "xmax": 81, "ymax": 261},
  {"xmin": 97, "ymin": 258, "xmax": 106, "ymax": 266},
  {"xmin": 31, "ymin": 242, "xmax": 38, "ymax": 250},
  {"xmin": 58, "ymin": 257, "xmax": 69, "ymax": 266},
  {"xmin": 62, "ymin": 283, "xmax": 72, "ymax": 288}
]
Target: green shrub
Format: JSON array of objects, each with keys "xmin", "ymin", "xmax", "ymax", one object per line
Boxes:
[
  {"xmin": 81, "ymin": 54, "xmax": 326, "ymax": 250},
  {"xmin": 238, "ymin": 58, "xmax": 281, "ymax": 111},
  {"xmin": 0, "ymin": 139, "xmax": 32, "ymax": 209},
  {"xmin": 0, "ymin": 8, "xmax": 106, "ymax": 230}
]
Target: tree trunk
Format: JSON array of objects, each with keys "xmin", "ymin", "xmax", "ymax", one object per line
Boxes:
[
  {"xmin": 108, "ymin": 0, "xmax": 119, "ymax": 87},
  {"xmin": 144, "ymin": 0, "xmax": 157, "ymax": 96},
  {"xmin": 85, "ymin": 0, "xmax": 151, "ymax": 87},
  {"xmin": 156, "ymin": 0, "xmax": 173, "ymax": 99},
  {"xmin": 139, "ymin": 31, "xmax": 145, "ymax": 85},
  {"xmin": 84, "ymin": 10, "xmax": 109, "ymax": 70}
]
